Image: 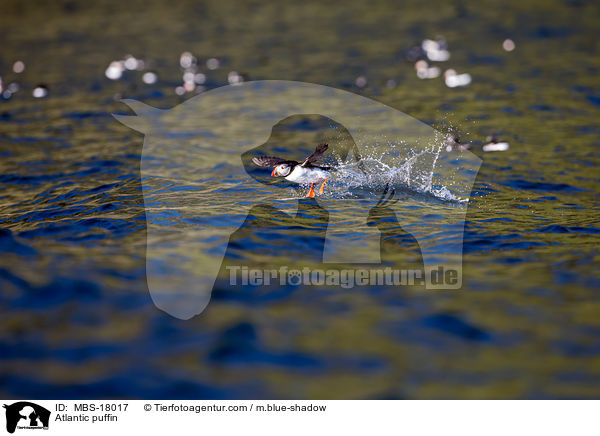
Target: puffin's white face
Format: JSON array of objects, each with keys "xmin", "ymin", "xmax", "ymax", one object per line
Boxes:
[{"xmin": 272, "ymin": 163, "xmax": 292, "ymax": 177}]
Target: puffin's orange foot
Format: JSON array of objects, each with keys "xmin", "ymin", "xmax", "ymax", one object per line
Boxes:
[
  {"xmin": 306, "ymin": 183, "xmax": 315, "ymax": 198},
  {"xmin": 319, "ymin": 178, "xmax": 327, "ymax": 195}
]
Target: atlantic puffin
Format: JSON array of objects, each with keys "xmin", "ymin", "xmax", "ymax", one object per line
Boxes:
[
  {"xmin": 482, "ymin": 134, "xmax": 510, "ymax": 152},
  {"xmin": 252, "ymin": 143, "xmax": 334, "ymax": 197}
]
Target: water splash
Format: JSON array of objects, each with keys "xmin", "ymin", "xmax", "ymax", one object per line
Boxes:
[{"xmin": 323, "ymin": 136, "xmax": 466, "ymax": 203}]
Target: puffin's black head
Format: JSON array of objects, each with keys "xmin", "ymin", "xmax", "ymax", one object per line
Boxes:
[
  {"xmin": 272, "ymin": 163, "xmax": 292, "ymax": 177},
  {"xmin": 486, "ymin": 134, "xmax": 498, "ymax": 144}
]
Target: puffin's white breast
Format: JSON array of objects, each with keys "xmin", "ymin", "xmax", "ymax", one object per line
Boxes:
[{"xmin": 285, "ymin": 166, "xmax": 329, "ymax": 184}]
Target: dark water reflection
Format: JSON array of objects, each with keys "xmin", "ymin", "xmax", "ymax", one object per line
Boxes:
[{"xmin": 0, "ymin": 0, "xmax": 600, "ymax": 398}]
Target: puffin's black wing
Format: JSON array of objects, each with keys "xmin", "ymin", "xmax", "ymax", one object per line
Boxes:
[
  {"xmin": 300, "ymin": 143, "xmax": 328, "ymax": 167},
  {"xmin": 252, "ymin": 156, "xmax": 289, "ymax": 167}
]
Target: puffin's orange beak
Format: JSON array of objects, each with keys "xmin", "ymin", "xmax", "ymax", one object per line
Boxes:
[{"xmin": 271, "ymin": 168, "xmax": 277, "ymax": 177}]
